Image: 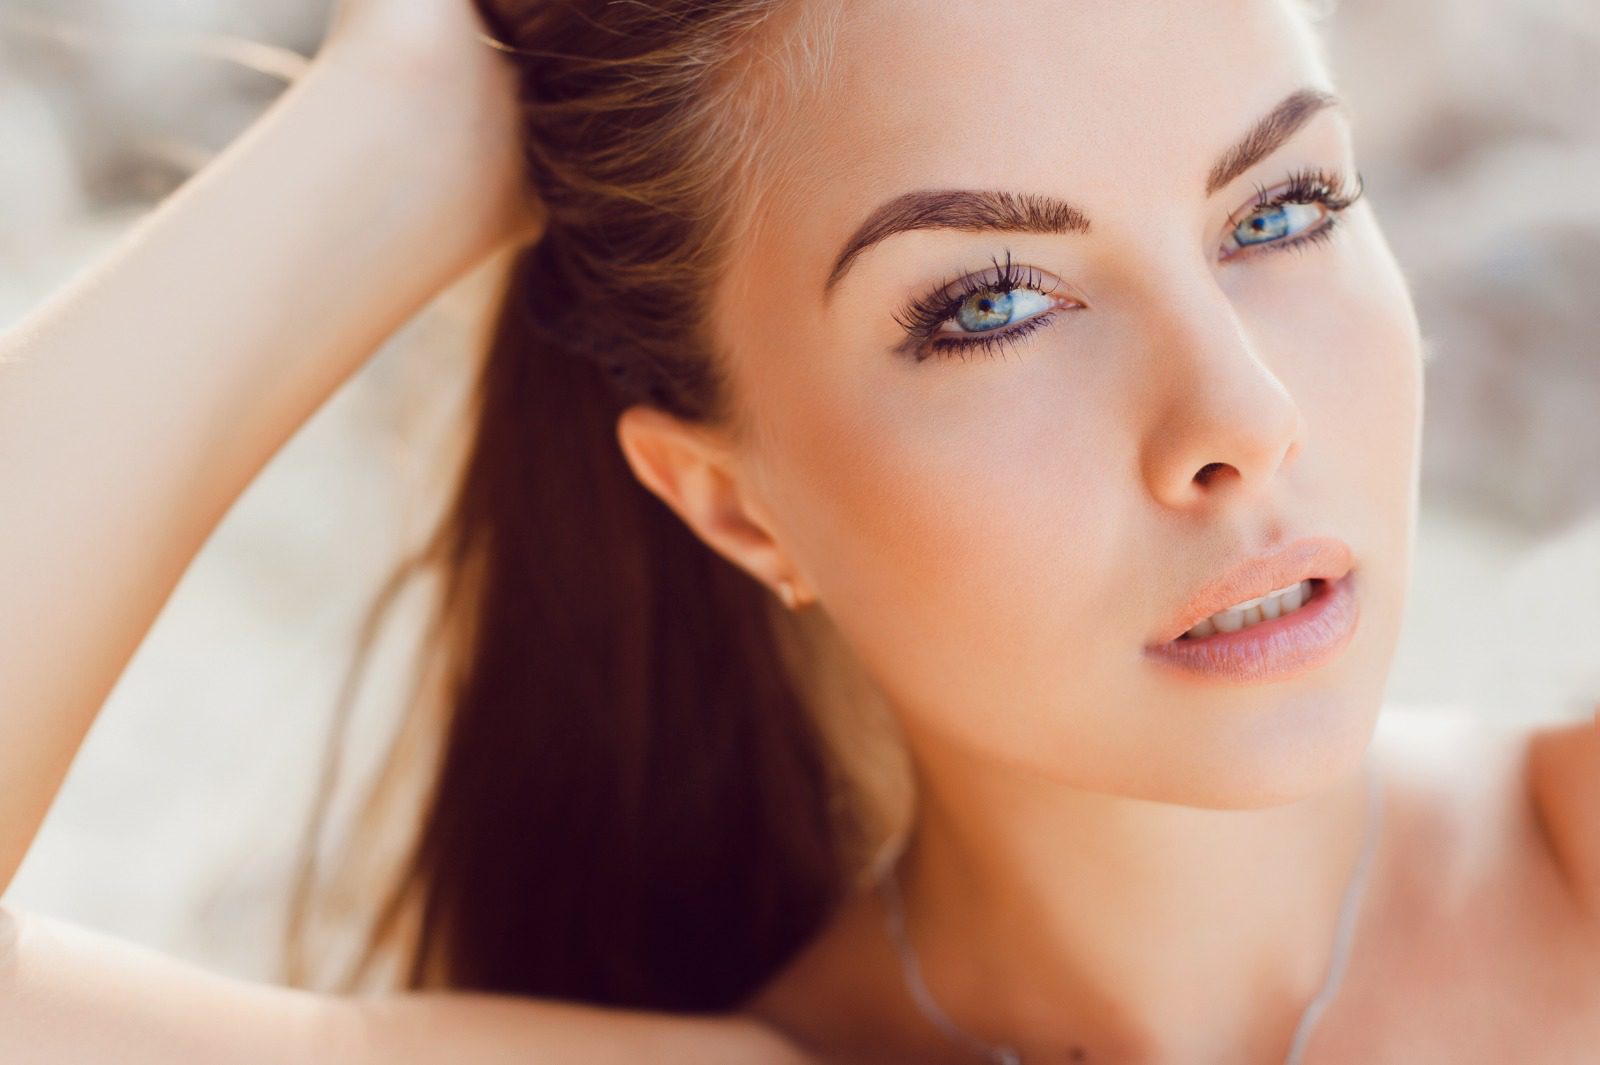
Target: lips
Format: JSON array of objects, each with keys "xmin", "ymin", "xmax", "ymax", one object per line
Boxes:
[
  {"xmin": 1143, "ymin": 569, "xmax": 1360, "ymax": 684},
  {"xmin": 1146, "ymin": 536, "xmax": 1356, "ymax": 647}
]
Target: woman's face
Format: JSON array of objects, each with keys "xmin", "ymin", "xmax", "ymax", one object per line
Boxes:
[{"xmin": 707, "ymin": 0, "xmax": 1424, "ymax": 805}]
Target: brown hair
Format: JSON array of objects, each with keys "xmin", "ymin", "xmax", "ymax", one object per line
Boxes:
[
  {"xmin": 280, "ymin": 0, "xmax": 909, "ymax": 1013},
  {"xmin": 280, "ymin": 0, "xmax": 1337, "ymax": 1013}
]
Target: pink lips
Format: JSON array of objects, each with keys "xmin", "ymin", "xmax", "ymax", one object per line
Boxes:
[
  {"xmin": 1142, "ymin": 568, "xmax": 1361, "ymax": 684},
  {"xmin": 1148, "ymin": 537, "xmax": 1356, "ymax": 645}
]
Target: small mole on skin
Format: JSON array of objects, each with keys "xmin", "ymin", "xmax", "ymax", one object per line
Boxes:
[{"xmin": 1069, "ymin": 1049, "xmax": 1088, "ymax": 1063}]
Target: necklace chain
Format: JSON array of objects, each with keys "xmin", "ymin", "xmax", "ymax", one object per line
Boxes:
[{"xmin": 879, "ymin": 756, "xmax": 1384, "ymax": 1065}]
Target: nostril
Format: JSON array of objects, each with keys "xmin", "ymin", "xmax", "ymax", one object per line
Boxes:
[{"xmin": 1195, "ymin": 461, "xmax": 1229, "ymax": 486}]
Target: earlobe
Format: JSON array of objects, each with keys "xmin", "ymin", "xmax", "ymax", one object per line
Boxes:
[{"xmin": 614, "ymin": 404, "xmax": 803, "ymax": 600}]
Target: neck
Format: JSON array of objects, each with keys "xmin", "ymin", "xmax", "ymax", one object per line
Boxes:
[{"xmin": 887, "ymin": 740, "xmax": 1380, "ymax": 1063}]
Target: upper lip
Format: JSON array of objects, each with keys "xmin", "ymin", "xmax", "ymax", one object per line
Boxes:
[{"xmin": 1147, "ymin": 536, "xmax": 1355, "ymax": 645}]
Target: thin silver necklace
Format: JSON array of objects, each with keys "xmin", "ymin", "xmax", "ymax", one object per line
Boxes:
[{"xmin": 878, "ymin": 756, "xmax": 1383, "ymax": 1065}]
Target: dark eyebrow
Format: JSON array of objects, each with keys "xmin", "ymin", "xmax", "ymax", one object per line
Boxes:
[
  {"xmin": 822, "ymin": 86, "xmax": 1342, "ymax": 298},
  {"xmin": 1203, "ymin": 86, "xmax": 1342, "ymax": 196}
]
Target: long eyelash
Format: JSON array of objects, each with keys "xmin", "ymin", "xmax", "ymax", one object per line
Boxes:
[
  {"xmin": 1235, "ymin": 165, "xmax": 1365, "ymax": 261},
  {"xmin": 1248, "ymin": 164, "xmax": 1365, "ymax": 218},
  {"xmin": 896, "ymin": 166, "xmax": 1365, "ymax": 364},
  {"xmin": 891, "ymin": 249, "xmax": 1060, "ymax": 352}
]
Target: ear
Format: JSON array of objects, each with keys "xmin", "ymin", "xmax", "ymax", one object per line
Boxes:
[{"xmin": 614, "ymin": 403, "xmax": 805, "ymax": 602}]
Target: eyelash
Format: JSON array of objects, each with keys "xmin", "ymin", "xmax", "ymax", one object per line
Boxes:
[
  {"xmin": 891, "ymin": 251, "xmax": 1060, "ymax": 363},
  {"xmin": 896, "ymin": 165, "xmax": 1366, "ymax": 364}
]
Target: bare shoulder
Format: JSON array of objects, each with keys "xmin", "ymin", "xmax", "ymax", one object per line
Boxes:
[
  {"xmin": 1363, "ymin": 704, "xmax": 1600, "ymax": 1052},
  {"xmin": 1373, "ymin": 700, "xmax": 1600, "ymax": 934},
  {"xmin": 1522, "ymin": 706, "xmax": 1600, "ymax": 922}
]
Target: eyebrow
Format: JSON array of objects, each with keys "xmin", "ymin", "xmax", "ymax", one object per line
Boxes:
[{"xmin": 822, "ymin": 86, "xmax": 1342, "ymax": 298}]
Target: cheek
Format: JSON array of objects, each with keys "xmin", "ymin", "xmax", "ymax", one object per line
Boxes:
[
  {"xmin": 1313, "ymin": 210, "xmax": 1423, "ymax": 419},
  {"xmin": 769, "ymin": 355, "xmax": 1136, "ymax": 742},
  {"xmin": 1323, "ymin": 234, "xmax": 1426, "ymax": 666},
  {"xmin": 1296, "ymin": 219, "xmax": 1425, "ymax": 523}
]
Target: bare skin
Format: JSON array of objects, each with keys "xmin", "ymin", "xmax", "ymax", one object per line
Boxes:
[
  {"xmin": 739, "ymin": 708, "xmax": 1600, "ymax": 1064},
  {"xmin": 0, "ymin": 0, "xmax": 1593, "ymax": 1062},
  {"xmin": 0, "ymin": 3, "xmax": 788, "ymax": 1063},
  {"xmin": 613, "ymin": 0, "xmax": 1600, "ymax": 1060}
]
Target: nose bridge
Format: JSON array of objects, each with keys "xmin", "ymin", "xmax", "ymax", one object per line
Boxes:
[{"xmin": 1136, "ymin": 263, "xmax": 1305, "ymax": 505}]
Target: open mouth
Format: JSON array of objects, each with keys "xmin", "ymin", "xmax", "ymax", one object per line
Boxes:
[
  {"xmin": 1145, "ymin": 570, "xmax": 1359, "ymax": 684},
  {"xmin": 1176, "ymin": 577, "xmax": 1328, "ymax": 641}
]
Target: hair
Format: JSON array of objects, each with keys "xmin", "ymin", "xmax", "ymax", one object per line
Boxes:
[
  {"xmin": 279, "ymin": 0, "xmax": 910, "ymax": 1012},
  {"xmin": 281, "ymin": 0, "xmax": 1336, "ymax": 1014}
]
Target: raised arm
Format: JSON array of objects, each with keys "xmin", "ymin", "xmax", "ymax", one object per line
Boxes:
[
  {"xmin": 0, "ymin": 7, "xmax": 812, "ymax": 1063},
  {"xmin": 0, "ymin": 6, "xmax": 539, "ymax": 892}
]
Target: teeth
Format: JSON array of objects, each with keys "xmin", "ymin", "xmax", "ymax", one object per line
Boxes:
[
  {"xmin": 1182, "ymin": 579, "xmax": 1314, "ymax": 639},
  {"xmin": 1280, "ymin": 580, "xmax": 1307, "ymax": 613}
]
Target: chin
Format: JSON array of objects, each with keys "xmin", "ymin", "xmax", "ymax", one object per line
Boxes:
[{"xmin": 1035, "ymin": 673, "xmax": 1389, "ymax": 811}]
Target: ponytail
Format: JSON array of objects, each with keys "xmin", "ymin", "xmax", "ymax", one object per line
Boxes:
[
  {"xmin": 284, "ymin": 0, "xmax": 910, "ymax": 1012},
  {"xmin": 285, "ymin": 235, "xmax": 851, "ymax": 1010}
]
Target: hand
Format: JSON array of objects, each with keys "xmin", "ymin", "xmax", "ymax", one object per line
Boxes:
[
  {"xmin": 323, "ymin": 0, "xmax": 495, "ymax": 78},
  {"xmin": 316, "ymin": 0, "xmax": 546, "ymax": 252}
]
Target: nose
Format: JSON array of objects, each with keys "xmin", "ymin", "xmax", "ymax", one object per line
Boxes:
[{"xmin": 1137, "ymin": 275, "xmax": 1306, "ymax": 510}]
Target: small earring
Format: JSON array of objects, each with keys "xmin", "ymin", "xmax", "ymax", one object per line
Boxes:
[{"xmin": 776, "ymin": 578, "xmax": 800, "ymax": 611}]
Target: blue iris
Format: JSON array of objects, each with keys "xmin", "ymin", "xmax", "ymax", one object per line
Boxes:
[
  {"xmin": 952, "ymin": 287, "xmax": 1055, "ymax": 334},
  {"xmin": 1234, "ymin": 202, "xmax": 1320, "ymax": 248},
  {"xmin": 956, "ymin": 290, "xmax": 1015, "ymax": 332}
]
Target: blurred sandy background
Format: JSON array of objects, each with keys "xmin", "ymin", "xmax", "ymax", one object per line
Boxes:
[{"xmin": 3, "ymin": 0, "xmax": 1598, "ymax": 984}]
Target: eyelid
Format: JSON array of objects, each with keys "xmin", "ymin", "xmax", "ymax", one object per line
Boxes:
[
  {"xmin": 1224, "ymin": 178, "xmax": 1299, "ymax": 233},
  {"xmin": 1218, "ymin": 165, "xmax": 1361, "ymax": 259},
  {"xmin": 899, "ymin": 268, "xmax": 1078, "ymax": 353},
  {"xmin": 896, "ymin": 273, "xmax": 1082, "ymax": 361},
  {"xmin": 931, "ymin": 272, "xmax": 1080, "ymax": 328},
  {"xmin": 945, "ymin": 260, "xmax": 1061, "ymax": 306},
  {"xmin": 893, "ymin": 251, "xmax": 1061, "ymax": 338},
  {"xmin": 918, "ymin": 290, "xmax": 1078, "ymax": 354}
]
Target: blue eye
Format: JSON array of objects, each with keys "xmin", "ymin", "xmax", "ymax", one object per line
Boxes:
[
  {"xmin": 1222, "ymin": 166, "xmax": 1365, "ymax": 258},
  {"xmin": 952, "ymin": 286, "xmax": 1055, "ymax": 333},
  {"xmin": 893, "ymin": 251, "xmax": 1075, "ymax": 363},
  {"xmin": 1231, "ymin": 201, "xmax": 1324, "ymax": 248}
]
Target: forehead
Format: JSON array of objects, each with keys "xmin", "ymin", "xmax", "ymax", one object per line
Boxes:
[{"xmin": 729, "ymin": 0, "xmax": 1331, "ymax": 292}]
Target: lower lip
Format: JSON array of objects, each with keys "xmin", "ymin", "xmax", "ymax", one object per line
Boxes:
[{"xmin": 1142, "ymin": 570, "xmax": 1360, "ymax": 684}]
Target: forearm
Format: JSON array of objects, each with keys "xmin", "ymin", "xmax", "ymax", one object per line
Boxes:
[
  {"xmin": 0, "ymin": 54, "xmax": 519, "ymax": 891},
  {"xmin": 342, "ymin": 991, "xmax": 811, "ymax": 1065},
  {"xmin": 0, "ymin": 905, "xmax": 807, "ymax": 1065},
  {"xmin": 0, "ymin": 905, "xmax": 334, "ymax": 1064}
]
